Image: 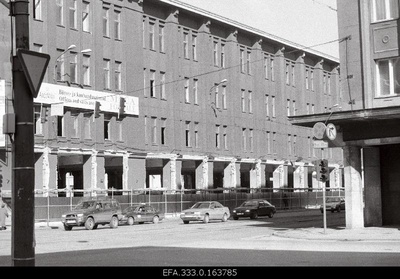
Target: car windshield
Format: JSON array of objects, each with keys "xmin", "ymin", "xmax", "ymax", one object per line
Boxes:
[
  {"xmin": 241, "ymin": 200, "xmax": 259, "ymax": 207},
  {"xmin": 326, "ymin": 197, "xmax": 340, "ymax": 203},
  {"xmin": 191, "ymin": 202, "xmax": 211, "ymax": 209},
  {"xmin": 74, "ymin": 201, "xmax": 96, "ymax": 210}
]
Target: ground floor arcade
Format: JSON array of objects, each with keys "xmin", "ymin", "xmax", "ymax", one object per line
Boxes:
[{"xmin": 32, "ymin": 147, "xmax": 343, "ymax": 197}]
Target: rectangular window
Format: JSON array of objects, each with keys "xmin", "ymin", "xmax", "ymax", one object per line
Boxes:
[
  {"xmin": 115, "ymin": 61, "xmax": 122, "ymax": 91},
  {"xmin": 161, "ymin": 118, "xmax": 166, "ymax": 145},
  {"xmin": 56, "ymin": 49, "xmax": 65, "ymax": 81},
  {"xmin": 104, "ymin": 117, "xmax": 111, "ymax": 140},
  {"xmin": 194, "ymin": 122, "xmax": 199, "ymax": 148},
  {"xmin": 249, "ymin": 129, "xmax": 254, "ymax": 152},
  {"xmin": 184, "ymin": 77, "xmax": 190, "ymax": 103},
  {"xmin": 248, "ymin": 91, "xmax": 253, "ymax": 113},
  {"xmin": 272, "ymin": 132, "xmax": 276, "ymax": 154},
  {"xmin": 305, "ymin": 68, "xmax": 309, "ymax": 90},
  {"xmin": 291, "ymin": 63, "xmax": 296, "ymax": 87},
  {"xmin": 264, "ymin": 55, "xmax": 269, "ymax": 79},
  {"xmin": 185, "ymin": 121, "xmax": 191, "ymax": 147},
  {"xmin": 246, "ymin": 51, "xmax": 251, "ymax": 74},
  {"xmin": 192, "ymin": 34, "xmax": 197, "ymax": 61},
  {"xmin": 72, "ymin": 113, "xmax": 79, "ymax": 138},
  {"xmin": 34, "ymin": 0, "xmax": 42, "ymax": 20},
  {"xmin": 288, "ymin": 134, "xmax": 292, "ymax": 155},
  {"xmin": 84, "ymin": 115, "xmax": 91, "ymax": 139},
  {"xmin": 114, "ymin": 10, "xmax": 121, "ymax": 40},
  {"xmin": 82, "ymin": 1, "xmax": 90, "ymax": 32},
  {"xmin": 103, "ymin": 59, "xmax": 110, "ymax": 90},
  {"xmin": 265, "ymin": 94, "xmax": 270, "ymax": 117},
  {"xmin": 214, "ymin": 86, "xmax": 219, "ymax": 109},
  {"xmin": 376, "ymin": 57, "xmax": 400, "ymax": 96},
  {"xmin": 242, "ymin": 128, "xmax": 247, "ymax": 151},
  {"xmin": 57, "ymin": 116, "xmax": 65, "ymax": 137},
  {"xmin": 372, "ymin": 0, "xmax": 399, "ymax": 22},
  {"xmin": 82, "ymin": 54, "xmax": 90, "ymax": 86},
  {"xmin": 183, "ymin": 32, "xmax": 189, "ymax": 59},
  {"xmin": 56, "ymin": 0, "xmax": 64, "ymax": 26},
  {"xmin": 151, "ymin": 117, "xmax": 157, "ymax": 144},
  {"xmin": 285, "ymin": 62, "xmax": 290, "ymax": 85},
  {"xmin": 271, "ymin": 96, "xmax": 276, "ymax": 117},
  {"xmin": 69, "ymin": 52, "xmax": 77, "ymax": 84},
  {"xmin": 240, "ymin": 49, "xmax": 245, "ymax": 73},
  {"xmin": 103, "ymin": 6, "xmax": 109, "ymax": 37},
  {"xmin": 160, "ymin": 72, "xmax": 166, "ymax": 99},
  {"xmin": 287, "ymin": 99, "xmax": 291, "ymax": 116},
  {"xmin": 69, "ymin": 0, "xmax": 77, "ymax": 29},
  {"xmin": 270, "ymin": 58, "xmax": 275, "ymax": 81},
  {"xmin": 159, "ymin": 25, "xmax": 165, "ymax": 53},
  {"xmin": 193, "ymin": 79, "xmax": 198, "ymax": 105},
  {"xmin": 150, "ymin": 70, "xmax": 156, "ymax": 97},
  {"xmin": 223, "ymin": 125, "xmax": 228, "ymax": 150},
  {"xmin": 215, "ymin": 125, "xmax": 220, "ymax": 149},
  {"xmin": 222, "ymin": 85, "xmax": 227, "ymax": 109},
  {"xmin": 292, "ymin": 100, "xmax": 296, "ymax": 116},
  {"xmin": 117, "ymin": 120, "xmax": 123, "ymax": 142},
  {"xmin": 149, "ymin": 21, "xmax": 155, "ymax": 50},
  {"xmin": 241, "ymin": 89, "xmax": 246, "ymax": 112},
  {"xmin": 221, "ymin": 43, "xmax": 225, "ymax": 68},
  {"xmin": 266, "ymin": 131, "xmax": 271, "ymax": 154},
  {"xmin": 213, "ymin": 41, "xmax": 218, "ymax": 66},
  {"xmin": 310, "ymin": 69, "xmax": 314, "ymax": 91}
]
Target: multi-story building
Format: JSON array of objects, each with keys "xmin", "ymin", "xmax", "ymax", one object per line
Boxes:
[
  {"xmin": 290, "ymin": 0, "xmax": 400, "ymax": 228},
  {"xmin": 0, "ymin": 0, "xmax": 342, "ymax": 199}
]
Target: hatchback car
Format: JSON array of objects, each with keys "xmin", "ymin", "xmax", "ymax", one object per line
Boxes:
[
  {"xmin": 61, "ymin": 197, "xmax": 122, "ymax": 230},
  {"xmin": 232, "ymin": 199, "xmax": 276, "ymax": 220},
  {"xmin": 120, "ymin": 204, "xmax": 164, "ymax": 225},
  {"xmin": 180, "ymin": 201, "xmax": 230, "ymax": 224},
  {"xmin": 320, "ymin": 197, "xmax": 345, "ymax": 213}
]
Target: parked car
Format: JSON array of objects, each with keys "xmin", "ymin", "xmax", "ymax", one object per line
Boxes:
[
  {"xmin": 180, "ymin": 201, "xmax": 230, "ymax": 224},
  {"xmin": 320, "ymin": 197, "xmax": 345, "ymax": 213},
  {"xmin": 232, "ymin": 199, "xmax": 276, "ymax": 220},
  {"xmin": 120, "ymin": 204, "xmax": 164, "ymax": 225},
  {"xmin": 61, "ymin": 197, "xmax": 122, "ymax": 231}
]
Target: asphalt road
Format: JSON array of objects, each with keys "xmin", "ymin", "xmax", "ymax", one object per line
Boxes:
[{"xmin": 1, "ymin": 209, "xmax": 400, "ymax": 268}]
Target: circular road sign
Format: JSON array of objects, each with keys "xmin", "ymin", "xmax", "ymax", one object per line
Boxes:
[
  {"xmin": 312, "ymin": 122, "xmax": 326, "ymax": 139},
  {"xmin": 326, "ymin": 123, "xmax": 337, "ymax": 141}
]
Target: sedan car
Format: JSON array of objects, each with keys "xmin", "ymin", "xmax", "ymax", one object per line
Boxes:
[
  {"xmin": 120, "ymin": 204, "xmax": 164, "ymax": 225},
  {"xmin": 180, "ymin": 201, "xmax": 230, "ymax": 224},
  {"xmin": 320, "ymin": 197, "xmax": 345, "ymax": 213},
  {"xmin": 232, "ymin": 199, "xmax": 276, "ymax": 220}
]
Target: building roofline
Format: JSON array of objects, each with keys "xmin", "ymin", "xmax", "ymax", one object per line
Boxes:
[{"xmin": 160, "ymin": 0, "xmax": 339, "ymax": 63}]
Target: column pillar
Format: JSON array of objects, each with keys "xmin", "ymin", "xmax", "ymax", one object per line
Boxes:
[
  {"xmin": 124, "ymin": 156, "xmax": 146, "ymax": 190},
  {"xmin": 343, "ymin": 145, "xmax": 364, "ymax": 229},
  {"xmin": 83, "ymin": 151, "xmax": 105, "ymax": 193},
  {"xmin": 363, "ymin": 147, "xmax": 382, "ymax": 227}
]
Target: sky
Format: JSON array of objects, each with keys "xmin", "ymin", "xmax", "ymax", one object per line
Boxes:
[{"xmin": 177, "ymin": 0, "xmax": 339, "ymax": 58}]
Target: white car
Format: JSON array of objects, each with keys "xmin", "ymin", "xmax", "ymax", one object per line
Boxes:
[{"xmin": 180, "ymin": 201, "xmax": 230, "ymax": 224}]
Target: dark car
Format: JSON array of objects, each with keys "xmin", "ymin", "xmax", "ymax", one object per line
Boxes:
[
  {"xmin": 121, "ymin": 204, "xmax": 164, "ymax": 225},
  {"xmin": 61, "ymin": 197, "xmax": 122, "ymax": 230},
  {"xmin": 232, "ymin": 199, "xmax": 276, "ymax": 220},
  {"xmin": 320, "ymin": 197, "xmax": 345, "ymax": 213}
]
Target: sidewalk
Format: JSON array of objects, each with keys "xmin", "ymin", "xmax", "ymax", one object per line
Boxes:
[{"xmin": 272, "ymin": 226, "xmax": 400, "ymax": 241}]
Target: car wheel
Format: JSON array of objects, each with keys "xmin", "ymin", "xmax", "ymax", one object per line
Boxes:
[
  {"xmin": 331, "ymin": 209, "xmax": 335, "ymax": 213},
  {"xmin": 233, "ymin": 217, "xmax": 239, "ymax": 220},
  {"xmin": 153, "ymin": 215, "xmax": 160, "ymax": 224},
  {"xmin": 110, "ymin": 216, "xmax": 119, "ymax": 229},
  {"xmin": 127, "ymin": 216, "xmax": 135, "ymax": 225},
  {"xmin": 85, "ymin": 217, "xmax": 95, "ymax": 230},
  {"xmin": 250, "ymin": 212, "xmax": 258, "ymax": 219},
  {"xmin": 63, "ymin": 224, "xmax": 72, "ymax": 231},
  {"xmin": 183, "ymin": 221, "xmax": 189, "ymax": 224},
  {"xmin": 221, "ymin": 213, "xmax": 228, "ymax": 222},
  {"xmin": 203, "ymin": 214, "xmax": 209, "ymax": 224},
  {"xmin": 337, "ymin": 207, "xmax": 341, "ymax": 212},
  {"xmin": 268, "ymin": 212, "xmax": 274, "ymax": 218}
]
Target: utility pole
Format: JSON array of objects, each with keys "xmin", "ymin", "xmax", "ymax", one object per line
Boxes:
[{"xmin": 11, "ymin": 0, "xmax": 35, "ymax": 266}]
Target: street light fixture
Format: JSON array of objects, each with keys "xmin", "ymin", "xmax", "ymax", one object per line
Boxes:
[
  {"xmin": 54, "ymin": 46, "xmax": 92, "ymax": 82},
  {"xmin": 325, "ymin": 104, "xmax": 342, "ymax": 125}
]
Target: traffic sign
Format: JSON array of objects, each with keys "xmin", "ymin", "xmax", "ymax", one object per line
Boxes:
[
  {"xmin": 326, "ymin": 123, "xmax": 337, "ymax": 141},
  {"xmin": 17, "ymin": 49, "xmax": 50, "ymax": 98},
  {"xmin": 312, "ymin": 122, "xmax": 326, "ymax": 139}
]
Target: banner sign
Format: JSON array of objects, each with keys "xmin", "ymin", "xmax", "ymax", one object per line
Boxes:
[{"xmin": 34, "ymin": 83, "xmax": 139, "ymax": 116}]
